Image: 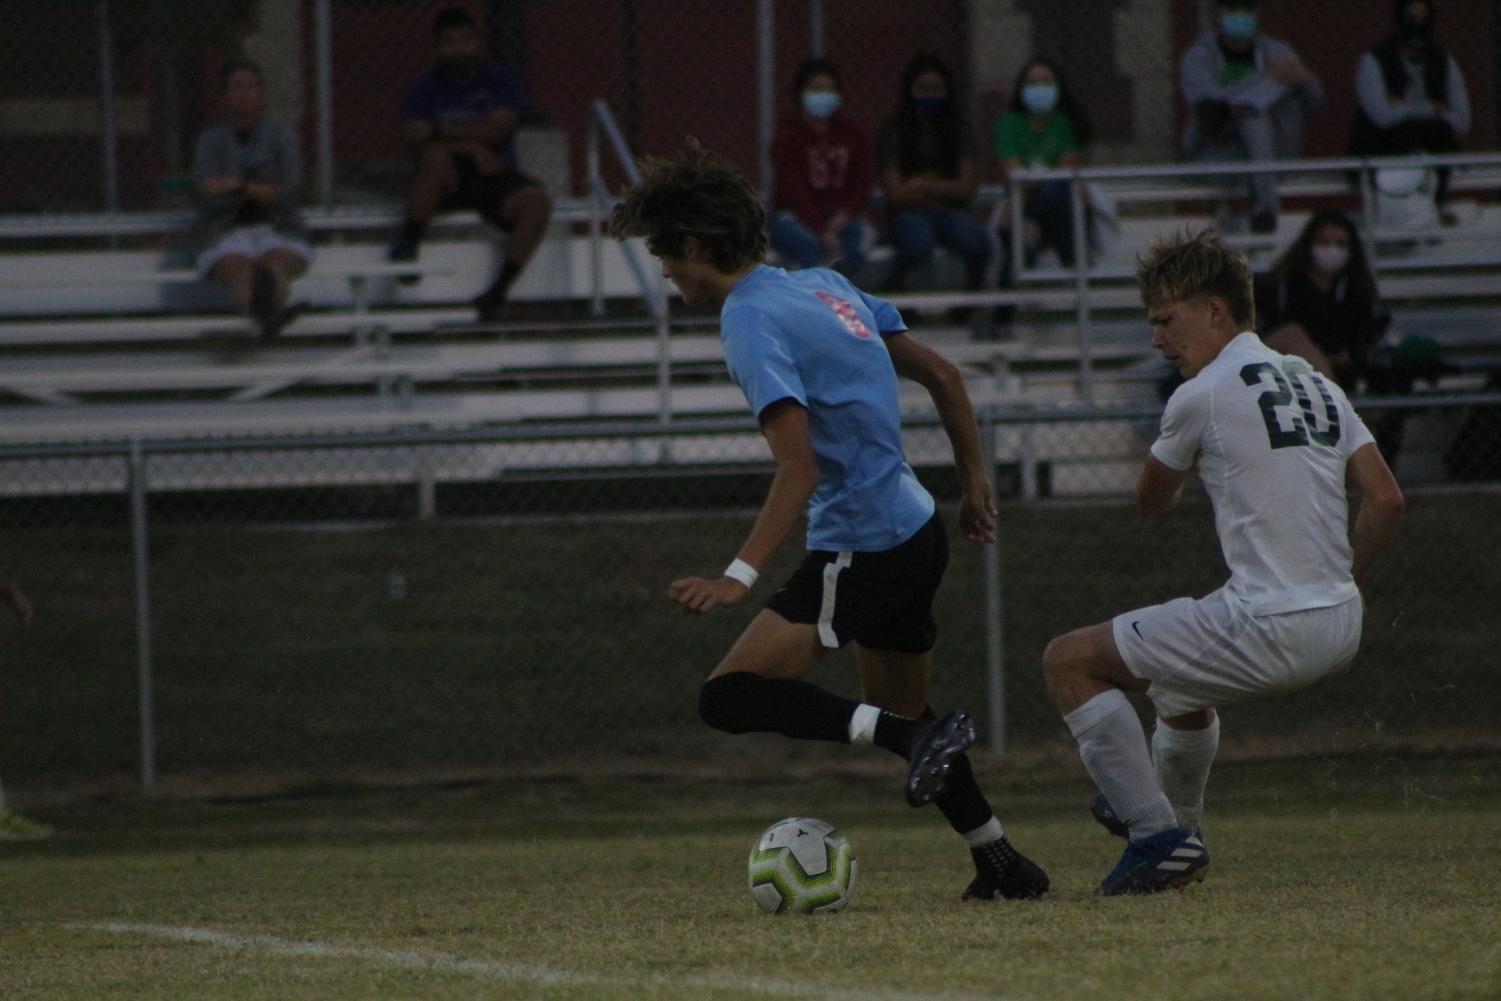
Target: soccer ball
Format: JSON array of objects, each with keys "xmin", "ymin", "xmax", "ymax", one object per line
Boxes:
[{"xmin": 747, "ymin": 817, "xmax": 858, "ymax": 914}]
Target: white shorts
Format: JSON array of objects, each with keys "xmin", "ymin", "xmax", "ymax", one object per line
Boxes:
[
  {"xmin": 198, "ymin": 225, "xmax": 313, "ymax": 275},
  {"xmin": 1112, "ymin": 587, "xmax": 1363, "ymax": 719}
]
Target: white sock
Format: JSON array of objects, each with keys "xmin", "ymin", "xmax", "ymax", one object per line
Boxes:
[
  {"xmin": 1064, "ymin": 690, "xmax": 1178, "ymax": 841},
  {"xmin": 1152, "ymin": 715, "xmax": 1220, "ymax": 831},
  {"xmin": 960, "ymin": 816, "xmax": 1005, "ymax": 848},
  {"xmin": 847, "ymin": 704, "xmax": 881, "ymax": 745}
]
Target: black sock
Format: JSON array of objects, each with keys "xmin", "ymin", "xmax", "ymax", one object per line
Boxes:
[
  {"xmin": 697, "ymin": 672, "xmax": 857, "ymax": 743},
  {"xmin": 481, "ymin": 260, "xmax": 524, "ymax": 301},
  {"xmin": 873, "ymin": 711, "xmax": 925, "ymax": 758}
]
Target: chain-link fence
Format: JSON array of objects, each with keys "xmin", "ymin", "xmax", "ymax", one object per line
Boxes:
[
  {"xmin": 2, "ymin": 397, "xmax": 1498, "ymax": 788},
  {"xmin": 3, "ymin": 1, "xmax": 1495, "ymax": 215}
]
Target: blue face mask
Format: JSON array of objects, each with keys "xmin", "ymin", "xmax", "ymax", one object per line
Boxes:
[
  {"xmin": 912, "ymin": 96, "xmax": 946, "ymax": 115},
  {"xmin": 802, "ymin": 91, "xmax": 841, "ymax": 119},
  {"xmin": 1220, "ymin": 10, "xmax": 1258, "ymax": 42},
  {"xmin": 1021, "ymin": 83, "xmax": 1058, "ymax": 115}
]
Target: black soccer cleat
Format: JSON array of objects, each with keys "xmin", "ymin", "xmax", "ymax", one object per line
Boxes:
[
  {"xmin": 1090, "ymin": 793, "xmax": 1130, "ymax": 840},
  {"xmin": 961, "ymin": 842, "xmax": 1050, "ymax": 901},
  {"xmin": 904, "ymin": 711, "xmax": 977, "ymax": 807}
]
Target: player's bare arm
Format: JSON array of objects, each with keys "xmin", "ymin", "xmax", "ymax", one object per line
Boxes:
[
  {"xmin": 885, "ymin": 332, "xmax": 996, "ymax": 544},
  {"xmin": 668, "ymin": 399, "xmax": 819, "ymax": 614},
  {"xmin": 1346, "ymin": 442, "xmax": 1405, "ymax": 588},
  {"xmin": 1135, "ymin": 455, "xmax": 1189, "ymax": 518}
]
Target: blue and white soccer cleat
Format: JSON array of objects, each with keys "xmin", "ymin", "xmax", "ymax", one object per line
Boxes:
[
  {"xmin": 1090, "ymin": 793, "xmax": 1130, "ymax": 840},
  {"xmin": 904, "ymin": 711, "xmax": 977, "ymax": 807},
  {"xmin": 1096, "ymin": 827, "xmax": 1209, "ymax": 896}
]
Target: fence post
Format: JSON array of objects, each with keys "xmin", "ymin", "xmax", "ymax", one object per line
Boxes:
[
  {"xmin": 127, "ymin": 441, "xmax": 157, "ymax": 789},
  {"xmin": 96, "ymin": 2, "xmax": 120, "ymax": 220},
  {"xmin": 656, "ymin": 270, "xmax": 672, "ymax": 424},
  {"xmin": 981, "ymin": 411, "xmax": 1007, "ymax": 756},
  {"xmin": 1070, "ymin": 174, "xmax": 1094, "ymax": 403},
  {"xmin": 315, "ymin": 0, "xmax": 335, "ymax": 210},
  {"xmin": 586, "ymin": 115, "xmax": 605, "ymax": 317},
  {"xmin": 756, "ymin": 0, "xmax": 774, "ymax": 200}
]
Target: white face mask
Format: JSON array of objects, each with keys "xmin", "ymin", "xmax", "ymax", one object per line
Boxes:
[{"xmin": 1311, "ymin": 244, "xmax": 1349, "ymax": 276}]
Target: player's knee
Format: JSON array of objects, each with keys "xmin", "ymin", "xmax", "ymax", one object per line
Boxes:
[
  {"xmin": 1041, "ymin": 636, "xmax": 1075, "ymax": 700},
  {"xmin": 698, "ymin": 672, "xmax": 759, "ymax": 734}
]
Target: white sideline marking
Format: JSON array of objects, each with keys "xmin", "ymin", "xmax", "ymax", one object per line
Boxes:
[{"xmin": 78, "ymin": 922, "xmax": 1008, "ymax": 1001}]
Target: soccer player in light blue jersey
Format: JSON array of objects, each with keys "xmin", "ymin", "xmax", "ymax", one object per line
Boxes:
[{"xmin": 609, "ymin": 144, "xmax": 1047, "ymax": 901}]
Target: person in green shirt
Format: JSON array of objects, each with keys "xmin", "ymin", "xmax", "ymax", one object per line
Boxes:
[{"xmin": 992, "ymin": 59, "xmax": 1091, "ymax": 322}]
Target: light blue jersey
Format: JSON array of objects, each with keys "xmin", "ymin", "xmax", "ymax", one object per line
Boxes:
[{"xmin": 720, "ymin": 265, "xmax": 935, "ymax": 552}]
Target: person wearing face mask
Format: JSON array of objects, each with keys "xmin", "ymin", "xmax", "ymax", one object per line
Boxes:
[
  {"xmin": 189, "ymin": 57, "xmax": 311, "ymax": 338},
  {"xmin": 991, "ymin": 59, "xmax": 1091, "ymax": 323},
  {"xmin": 1350, "ymin": 0, "xmax": 1470, "ymax": 210},
  {"xmin": 877, "ymin": 52, "xmax": 991, "ymax": 299},
  {"xmin": 388, "ymin": 6, "xmax": 553, "ymax": 322},
  {"xmin": 767, "ymin": 58, "xmax": 875, "ymax": 276},
  {"xmin": 1254, "ymin": 210, "xmax": 1388, "ymax": 388},
  {"xmin": 1180, "ymin": 0, "xmax": 1324, "ymax": 233}
]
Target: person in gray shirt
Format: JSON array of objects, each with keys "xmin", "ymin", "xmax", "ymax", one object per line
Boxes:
[
  {"xmin": 190, "ymin": 58, "xmax": 311, "ymax": 337},
  {"xmin": 1180, "ymin": 0, "xmax": 1324, "ymax": 233}
]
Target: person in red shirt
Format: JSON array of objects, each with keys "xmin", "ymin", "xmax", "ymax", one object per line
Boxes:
[{"xmin": 768, "ymin": 58, "xmax": 874, "ymax": 275}]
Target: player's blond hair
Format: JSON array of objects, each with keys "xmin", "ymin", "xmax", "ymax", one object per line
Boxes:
[{"xmin": 1135, "ymin": 229, "xmax": 1255, "ymax": 329}]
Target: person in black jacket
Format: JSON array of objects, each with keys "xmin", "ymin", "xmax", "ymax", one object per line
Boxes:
[
  {"xmin": 1350, "ymin": 0, "xmax": 1471, "ymax": 206},
  {"xmin": 1255, "ymin": 211, "xmax": 1387, "ymax": 389}
]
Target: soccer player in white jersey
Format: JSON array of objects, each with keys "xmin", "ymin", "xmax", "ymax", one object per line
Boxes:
[
  {"xmin": 1043, "ymin": 230, "xmax": 1404, "ymax": 895},
  {"xmin": 609, "ymin": 144, "xmax": 1049, "ymax": 901}
]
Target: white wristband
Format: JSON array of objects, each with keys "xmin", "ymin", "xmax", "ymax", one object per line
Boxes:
[{"xmin": 723, "ymin": 558, "xmax": 759, "ymax": 589}]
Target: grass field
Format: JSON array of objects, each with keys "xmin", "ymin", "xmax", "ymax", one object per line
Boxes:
[{"xmin": 4, "ymin": 753, "xmax": 1499, "ymax": 1001}]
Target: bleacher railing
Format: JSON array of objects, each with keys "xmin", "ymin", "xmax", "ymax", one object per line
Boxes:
[{"xmin": 993, "ymin": 151, "xmax": 1501, "ymax": 402}]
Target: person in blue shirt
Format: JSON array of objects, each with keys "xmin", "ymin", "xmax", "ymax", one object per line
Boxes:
[
  {"xmin": 609, "ymin": 143, "xmax": 1048, "ymax": 902},
  {"xmin": 387, "ymin": 7, "xmax": 553, "ymax": 322}
]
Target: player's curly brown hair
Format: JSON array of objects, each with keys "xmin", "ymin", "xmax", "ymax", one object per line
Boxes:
[
  {"xmin": 1136, "ymin": 228, "xmax": 1256, "ymax": 329},
  {"xmin": 608, "ymin": 141, "xmax": 767, "ymax": 273}
]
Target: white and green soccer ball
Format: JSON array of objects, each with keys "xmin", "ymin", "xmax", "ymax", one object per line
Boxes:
[{"xmin": 747, "ymin": 817, "xmax": 858, "ymax": 914}]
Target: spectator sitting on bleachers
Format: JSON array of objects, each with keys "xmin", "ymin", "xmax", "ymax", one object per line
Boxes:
[
  {"xmin": 767, "ymin": 58, "xmax": 874, "ymax": 276},
  {"xmin": 189, "ymin": 57, "xmax": 311, "ymax": 339},
  {"xmin": 992, "ymin": 58, "xmax": 1092, "ymax": 316},
  {"xmin": 386, "ymin": 6, "xmax": 553, "ymax": 322},
  {"xmin": 1255, "ymin": 210, "xmax": 1387, "ymax": 389},
  {"xmin": 1180, "ymin": 0, "xmax": 1324, "ymax": 234},
  {"xmin": 877, "ymin": 52, "xmax": 990, "ymax": 296},
  {"xmin": 1350, "ymin": 0, "xmax": 1470, "ymax": 214}
]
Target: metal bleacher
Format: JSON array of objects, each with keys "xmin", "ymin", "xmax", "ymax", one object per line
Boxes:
[{"xmin": 2, "ymin": 151, "xmax": 1499, "ymax": 502}]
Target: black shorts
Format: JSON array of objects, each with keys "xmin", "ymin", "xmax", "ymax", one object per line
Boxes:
[
  {"xmin": 766, "ymin": 511, "xmax": 949, "ymax": 654},
  {"xmin": 442, "ymin": 154, "xmax": 543, "ymax": 231}
]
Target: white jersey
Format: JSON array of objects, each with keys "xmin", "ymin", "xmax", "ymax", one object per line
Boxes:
[{"xmin": 1151, "ymin": 331, "xmax": 1376, "ymax": 615}]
